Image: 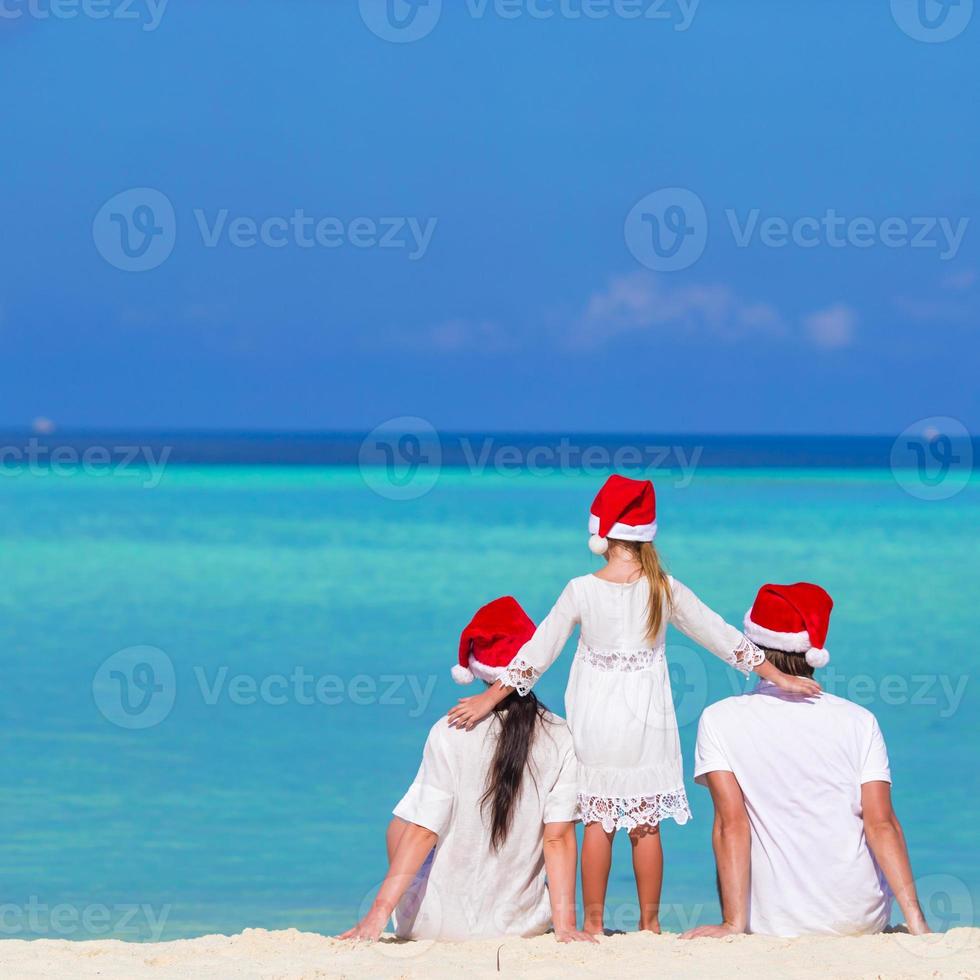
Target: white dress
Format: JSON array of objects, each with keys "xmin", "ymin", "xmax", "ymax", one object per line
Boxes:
[
  {"xmin": 501, "ymin": 575, "xmax": 763, "ymax": 832},
  {"xmin": 391, "ymin": 712, "xmax": 578, "ymax": 940}
]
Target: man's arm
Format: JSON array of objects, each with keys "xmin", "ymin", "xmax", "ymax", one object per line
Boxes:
[
  {"xmin": 338, "ymin": 821, "xmax": 438, "ymax": 940},
  {"xmin": 542, "ymin": 822, "xmax": 596, "ymax": 943},
  {"xmin": 861, "ymin": 781, "xmax": 930, "ymax": 935},
  {"xmin": 682, "ymin": 771, "xmax": 751, "ymax": 939}
]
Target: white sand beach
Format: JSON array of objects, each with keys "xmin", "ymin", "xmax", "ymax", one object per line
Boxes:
[{"xmin": 1, "ymin": 927, "xmax": 978, "ymax": 979}]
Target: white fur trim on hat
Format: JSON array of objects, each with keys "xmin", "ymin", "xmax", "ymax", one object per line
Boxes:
[
  {"xmin": 588, "ymin": 514, "xmax": 657, "ymax": 543},
  {"xmin": 451, "ymin": 655, "xmax": 508, "ymax": 686},
  {"xmin": 743, "ymin": 612, "xmax": 811, "ymax": 653},
  {"xmin": 805, "ymin": 647, "xmax": 830, "ymax": 669}
]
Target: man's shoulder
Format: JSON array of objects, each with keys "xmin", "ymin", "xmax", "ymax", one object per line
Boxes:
[
  {"xmin": 699, "ymin": 695, "xmax": 747, "ymax": 727},
  {"xmin": 814, "ymin": 690, "xmax": 881, "ymax": 726},
  {"xmin": 701, "ymin": 688, "xmax": 881, "ymax": 729}
]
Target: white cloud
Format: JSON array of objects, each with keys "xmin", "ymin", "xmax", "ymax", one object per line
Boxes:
[
  {"xmin": 384, "ymin": 318, "xmax": 519, "ymax": 353},
  {"xmin": 569, "ymin": 271, "xmax": 786, "ymax": 349},
  {"xmin": 893, "ymin": 269, "xmax": 977, "ymax": 323},
  {"xmin": 802, "ymin": 303, "xmax": 858, "ymax": 350},
  {"xmin": 942, "ymin": 269, "xmax": 976, "ymax": 291}
]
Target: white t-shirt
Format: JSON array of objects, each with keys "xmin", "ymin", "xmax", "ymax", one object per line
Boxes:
[
  {"xmin": 392, "ymin": 711, "xmax": 578, "ymax": 941},
  {"xmin": 694, "ymin": 682, "xmax": 892, "ymax": 937}
]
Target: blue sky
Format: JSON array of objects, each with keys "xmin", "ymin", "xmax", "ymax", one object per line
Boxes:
[{"xmin": 1, "ymin": 0, "xmax": 977, "ymax": 433}]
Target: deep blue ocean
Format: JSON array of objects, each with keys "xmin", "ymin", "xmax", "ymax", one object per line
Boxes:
[{"xmin": 0, "ymin": 432, "xmax": 976, "ymax": 940}]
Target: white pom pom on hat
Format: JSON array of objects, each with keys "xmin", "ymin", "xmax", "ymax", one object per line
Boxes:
[
  {"xmin": 588, "ymin": 534, "xmax": 609, "ymax": 555},
  {"xmin": 451, "ymin": 664, "xmax": 475, "ymax": 684},
  {"xmin": 587, "ymin": 475, "xmax": 657, "ymax": 555},
  {"xmin": 805, "ymin": 647, "xmax": 830, "ymax": 669}
]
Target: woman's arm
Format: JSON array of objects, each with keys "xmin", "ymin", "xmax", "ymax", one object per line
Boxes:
[
  {"xmin": 682, "ymin": 771, "xmax": 751, "ymax": 939},
  {"xmin": 670, "ymin": 580, "xmax": 820, "ymax": 697},
  {"xmin": 543, "ymin": 822, "xmax": 596, "ymax": 943},
  {"xmin": 448, "ymin": 583, "xmax": 579, "ymax": 730},
  {"xmin": 338, "ymin": 821, "xmax": 438, "ymax": 940},
  {"xmin": 861, "ymin": 781, "xmax": 930, "ymax": 935}
]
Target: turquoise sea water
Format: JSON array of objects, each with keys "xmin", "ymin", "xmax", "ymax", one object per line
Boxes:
[{"xmin": 0, "ymin": 464, "xmax": 977, "ymax": 939}]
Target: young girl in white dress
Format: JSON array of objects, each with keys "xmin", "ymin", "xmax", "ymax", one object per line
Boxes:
[{"xmin": 448, "ymin": 475, "xmax": 821, "ymax": 935}]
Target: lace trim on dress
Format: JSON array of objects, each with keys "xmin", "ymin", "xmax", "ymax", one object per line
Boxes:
[
  {"xmin": 728, "ymin": 635, "xmax": 765, "ymax": 675},
  {"xmin": 500, "ymin": 657, "xmax": 540, "ymax": 696},
  {"xmin": 576, "ymin": 790, "xmax": 692, "ymax": 832},
  {"xmin": 578, "ymin": 643, "xmax": 665, "ymax": 673}
]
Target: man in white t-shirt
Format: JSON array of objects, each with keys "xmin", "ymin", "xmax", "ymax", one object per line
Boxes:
[{"xmin": 683, "ymin": 582, "xmax": 929, "ymax": 939}]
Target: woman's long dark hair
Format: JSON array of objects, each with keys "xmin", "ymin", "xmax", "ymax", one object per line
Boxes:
[{"xmin": 480, "ymin": 688, "xmax": 550, "ymax": 851}]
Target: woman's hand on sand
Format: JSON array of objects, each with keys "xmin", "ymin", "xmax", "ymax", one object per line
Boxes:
[
  {"xmin": 681, "ymin": 923, "xmax": 743, "ymax": 940},
  {"xmin": 554, "ymin": 927, "xmax": 599, "ymax": 943},
  {"xmin": 769, "ymin": 671, "xmax": 821, "ymax": 698},
  {"xmin": 337, "ymin": 908, "xmax": 388, "ymax": 942},
  {"xmin": 447, "ymin": 692, "xmax": 493, "ymax": 730}
]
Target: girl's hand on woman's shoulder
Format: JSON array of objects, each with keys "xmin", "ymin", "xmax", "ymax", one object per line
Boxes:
[
  {"xmin": 769, "ymin": 670, "xmax": 821, "ymax": 698},
  {"xmin": 447, "ymin": 692, "xmax": 494, "ymax": 730}
]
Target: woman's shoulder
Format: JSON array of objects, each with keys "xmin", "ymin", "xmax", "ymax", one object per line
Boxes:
[
  {"xmin": 537, "ymin": 710, "xmax": 574, "ymax": 750},
  {"xmin": 540, "ymin": 708, "xmax": 570, "ymax": 728}
]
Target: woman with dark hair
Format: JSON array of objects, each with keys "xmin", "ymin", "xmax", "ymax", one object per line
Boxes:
[{"xmin": 338, "ymin": 597, "xmax": 594, "ymax": 943}]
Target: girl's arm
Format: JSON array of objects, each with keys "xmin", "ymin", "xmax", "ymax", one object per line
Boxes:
[
  {"xmin": 338, "ymin": 821, "xmax": 438, "ymax": 940},
  {"xmin": 543, "ymin": 822, "xmax": 596, "ymax": 943},
  {"xmin": 448, "ymin": 583, "xmax": 579, "ymax": 730},
  {"xmin": 670, "ymin": 579, "xmax": 820, "ymax": 697}
]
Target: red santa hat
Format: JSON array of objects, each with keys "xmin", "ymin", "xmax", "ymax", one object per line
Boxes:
[
  {"xmin": 451, "ymin": 596, "xmax": 537, "ymax": 685},
  {"xmin": 743, "ymin": 582, "xmax": 834, "ymax": 669},
  {"xmin": 587, "ymin": 474, "xmax": 657, "ymax": 555}
]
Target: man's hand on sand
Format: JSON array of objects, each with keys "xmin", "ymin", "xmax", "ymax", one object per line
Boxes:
[
  {"xmin": 553, "ymin": 927, "xmax": 599, "ymax": 943},
  {"xmin": 681, "ymin": 923, "xmax": 743, "ymax": 940}
]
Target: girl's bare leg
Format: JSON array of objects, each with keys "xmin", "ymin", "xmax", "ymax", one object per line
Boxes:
[
  {"xmin": 629, "ymin": 823, "xmax": 663, "ymax": 933},
  {"xmin": 582, "ymin": 822, "xmax": 615, "ymax": 935}
]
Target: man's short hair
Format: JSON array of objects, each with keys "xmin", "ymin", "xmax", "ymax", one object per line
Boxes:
[{"xmin": 761, "ymin": 646, "xmax": 816, "ymax": 679}]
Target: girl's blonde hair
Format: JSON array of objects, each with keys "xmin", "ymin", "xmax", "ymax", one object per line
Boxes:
[{"xmin": 610, "ymin": 539, "xmax": 673, "ymax": 643}]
